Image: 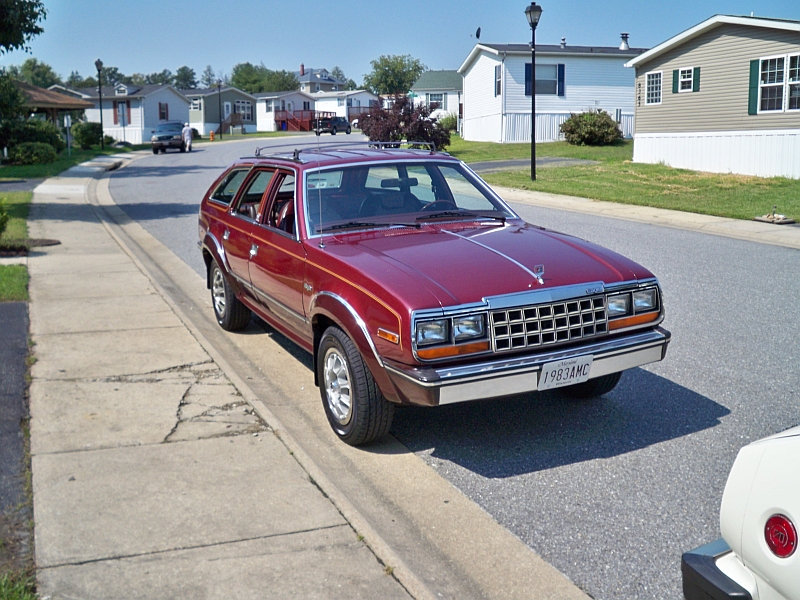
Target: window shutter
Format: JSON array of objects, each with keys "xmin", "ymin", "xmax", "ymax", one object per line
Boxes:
[
  {"xmin": 158, "ymin": 102, "xmax": 162, "ymax": 120},
  {"xmin": 524, "ymin": 63, "xmax": 532, "ymax": 96},
  {"xmin": 692, "ymin": 67, "xmax": 701, "ymax": 92},
  {"xmin": 557, "ymin": 64, "xmax": 565, "ymax": 97},
  {"xmin": 672, "ymin": 70, "xmax": 679, "ymax": 94},
  {"xmin": 126, "ymin": 101, "xmax": 131, "ymax": 125},
  {"xmin": 748, "ymin": 59, "xmax": 759, "ymax": 115},
  {"xmin": 165, "ymin": 103, "xmax": 169, "ymax": 120},
  {"xmin": 113, "ymin": 101, "xmax": 119, "ymax": 124}
]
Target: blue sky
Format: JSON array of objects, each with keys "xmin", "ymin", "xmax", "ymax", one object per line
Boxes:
[{"xmin": 1, "ymin": 0, "xmax": 798, "ymax": 85}]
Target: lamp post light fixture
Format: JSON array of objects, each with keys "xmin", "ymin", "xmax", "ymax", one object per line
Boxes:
[
  {"xmin": 525, "ymin": 2, "xmax": 542, "ymax": 181},
  {"xmin": 95, "ymin": 58, "xmax": 104, "ymax": 149},
  {"xmin": 216, "ymin": 79, "xmax": 223, "ymax": 140}
]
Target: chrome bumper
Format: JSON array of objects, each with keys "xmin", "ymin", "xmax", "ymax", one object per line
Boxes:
[{"xmin": 384, "ymin": 328, "xmax": 670, "ymax": 406}]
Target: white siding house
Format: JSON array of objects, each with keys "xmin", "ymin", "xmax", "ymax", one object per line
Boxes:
[
  {"xmin": 312, "ymin": 90, "xmax": 380, "ymax": 123},
  {"xmin": 52, "ymin": 83, "xmax": 189, "ymax": 144},
  {"xmin": 254, "ymin": 91, "xmax": 316, "ymax": 132},
  {"xmin": 410, "ymin": 70, "xmax": 463, "ymax": 121},
  {"xmin": 458, "ymin": 40, "xmax": 645, "ymax": 143}
]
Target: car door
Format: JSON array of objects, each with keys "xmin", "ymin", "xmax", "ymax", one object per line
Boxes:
[
  {"xmin": 248, "ymin": 170, "xmax": 309, "ymax": 336},
  {"xmin": 220, "ymin": 168, "xmax": 276, "ymax": 290}
]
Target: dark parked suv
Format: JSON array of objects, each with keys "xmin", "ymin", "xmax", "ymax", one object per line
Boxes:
[
  {"xmin": 151, "ymin": 121, "xmax": 186, "ymax": 153},
  {"xmin": 314, "ymin": 116, "xmax": 351, "ymax": 135}
]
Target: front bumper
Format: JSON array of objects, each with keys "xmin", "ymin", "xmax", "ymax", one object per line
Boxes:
[
  {"xmin": 383, "ymin": 327, "xmax": 670, "ymax": 406},
  {"xmin": 682, "ymin": 539, "xmax": 752, "ymax": 600},
  {"xmin": 152, "ymin": 139, "xmax": 183, "ymax": 149}
]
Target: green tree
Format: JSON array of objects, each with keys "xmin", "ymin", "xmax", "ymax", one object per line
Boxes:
[
  {"xmin": 230, "ymin": 62, "xmax": 267, "ymax": 93},
  {"xmin": 363, "ymin": 54, "xmax": 426, "ymax": 95},
  {"xmin": 0, "ymin": 0, "xmax": 46, "ymax": 54},
  {"xmin": 262, "ymin": 69, "xmax": 298, "ymax": 92},
  {"xmin": 200, "ymin": 65, "xmax": 216, "ymax": 87},
  {"xmin": 331, "ymin": 65, "xmax": 357, "ymax": 90},
  {"xmin": 0, "ymin": 68, "xmax": 25, "ymax": 121},
  {"xmin": 174, "ymin": 65, "xmax": 197, "ymax": 89},
  {"xmin": 145, "ymin": 69, "xmax": 173, "ymax": 85},
  {"xmin": 13, "ymin": 57, "xmax": 60, "ymax": 87}
]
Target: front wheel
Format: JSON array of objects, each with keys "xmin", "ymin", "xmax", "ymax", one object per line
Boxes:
[
  {"xmin": 345, "ymin": 127, "xmax": 351, "ymax": 134},
  {"xmin": 318, "ymin": 327, "xmax": 394, "ymax": 446},
  {"xmin": 152, "ymin": 147, "xmax": 158, "ymax": 154},
  {"xmin": 210, "ymin": 261, "xmax": 251, "ymax": 331},
  {"xmin": 559, "ymin": 372, "xmax": 622, "ymax": 399},
  {"xmin": 331, "ymin": 127, "xmax": 337, "ymax": 135}
]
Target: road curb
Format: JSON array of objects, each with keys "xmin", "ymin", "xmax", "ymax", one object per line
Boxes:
[{"xmin": 85, "ymin": 170, "xmax": 438, "ymax": 600}]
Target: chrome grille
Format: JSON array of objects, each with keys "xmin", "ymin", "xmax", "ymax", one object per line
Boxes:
[{"xmin": 491, "ymin": 295, "xmax": 607, "ymax": 352}]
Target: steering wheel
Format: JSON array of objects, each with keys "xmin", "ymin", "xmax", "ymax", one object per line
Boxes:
[{"xmin": 421, "ymin": 200, "xmax": 459, "ymax": 212}]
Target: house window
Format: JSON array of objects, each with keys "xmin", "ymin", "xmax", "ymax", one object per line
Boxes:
[
  {"xmin": 303, "ymin": 101, "xmax": 310, "ymax": 110},
  {"xmin": 264, "ymin": 101, "xmax": 273, "ymax": 113},
  {"xmin": 494, "ymin": 64, "xmax": 501, "ymax": 97},
  {"xmin": 315, "ymin": 84, "xmax": 320, "ymax": 92},
  {"xmin": 190, "ymin": 98, "xmax": 201, "ymax": 110},
  {"xmin": 679, "ymin": 68, "xmax": 693, "ymax": 92},
  {"xmin": 525, "ymin": 64, "xmax": 565, "ymax": 96},
  {"xmin": 338, "ymin": 98, "xmax": 345, "ymax": 107},
  {"xmin": 760, "ymin": 57, "xmax": 785, "ymax": 111},
  {"xmin": 790, "ymin": 55, "xmax": 800, "ymax": 110},
  {"xmin": 427, "ymin": 93, "xmax": 445, "ymax": 110},
  {"xmin": 158, "ymin": 102, "xmax": 169, "ymax": 120},
  {"xmin": 645, "ymin": 72, "xmax": 662, "ymax": 105},
  {"xmin": 234, "ymin": 100, "xmax": 252, "ymax": 121}
]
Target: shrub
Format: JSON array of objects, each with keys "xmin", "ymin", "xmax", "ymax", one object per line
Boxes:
[
  {"xmin": 103, "ymin": 134, "xmax": 115, "ymax": 146},
  {"xmin": 437, "ymin": 112, "xmax": 458, "ymax": 132},
  {"xmin": 71, "ymin": 121, "xmax": 103, "ymax": 149},
  {"xmin": 560, "ymin": 110, "xmax": 622, "ymax": 146},
  {"xmin": 360, "ymin": 95, "xmax": 451, "ymax": 151},
  {"xmin": 0, "ymin": 119, "xmax": 65, "ymax": 153},
  {"xmin": 10, "ymin": 141, "xmax": 57, "ymax": 164},
  {"xmin": 0, "ymin": 200, "xmax": 9, "ymax": 238}
]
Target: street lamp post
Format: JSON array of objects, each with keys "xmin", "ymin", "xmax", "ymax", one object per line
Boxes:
[
  {"xmin": 95, "ymin": 58, "xmax": 104, "ymax": 149},
  {"xmin": 217, "ymin": 79, "xmax": 223, "ymax": 140},
  {"xmin": 525, "ymin": 2, "xmax": 542, "ymax": 181}
]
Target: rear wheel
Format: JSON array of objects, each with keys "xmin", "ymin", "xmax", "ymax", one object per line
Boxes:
[
  {"xmin": 331, "ymin": 127, "xmax": 337, "ymax": 135},
  {"xmin": 345, "ymin": 126, "xmax": 351, "ymax": 134},
  {"xmin": 210, "ymin": 261, "xmax": 251, "ymax": 331},
  {"xmin": 559, "ymin": 372, "xmax": 622, "ymax": 399},
  {"xmin": 318, "ymin": 327, "xmax": 394, "ymax": 445}
]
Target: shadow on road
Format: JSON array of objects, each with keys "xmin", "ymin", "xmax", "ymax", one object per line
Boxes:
[{"xmin": 390, "ymin": 368, "xmax": 728, "ymax": 478}]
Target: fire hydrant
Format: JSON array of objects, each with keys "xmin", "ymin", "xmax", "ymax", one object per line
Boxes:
[{"xmin": 210, "ymin": 130, "xmax": 215, "ymax": 142}]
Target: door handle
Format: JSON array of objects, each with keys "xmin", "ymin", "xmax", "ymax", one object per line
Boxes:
[
  {"xmin": 250, "ymin": 244, "xmax": 258, "ymax": 257},
  {"xmin": 223, "ymin": 229, "xmax": 230, "ymax": 240}
]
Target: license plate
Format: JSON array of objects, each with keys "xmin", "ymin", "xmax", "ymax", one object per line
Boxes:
[{"xmin": 538, "ymin": 355, "xmax": 593, "ymax": 391}]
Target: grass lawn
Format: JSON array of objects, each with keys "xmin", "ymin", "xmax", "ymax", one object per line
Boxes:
[
  {"xmin": 0, "ymin": 266, "xmax": 27, "ymax": 302},
  {"xmin": 0, "ymin": 146, "xmax": 149, "ymax": 180},
  {"xmin": 0, "ymin": 192, "xmax": 31, "ymax": 302},
  {"xmin": 0, "ymin": 572, "xmax": 37, "ymax": 600},
  {"xmin": 446, "ymin": 136, "xmax": 800, "ymax": 221}
]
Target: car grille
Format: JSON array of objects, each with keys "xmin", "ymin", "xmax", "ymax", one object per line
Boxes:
[{"xmin": 490, "ymin": 295, "xmax": 607, "ymax": 352}]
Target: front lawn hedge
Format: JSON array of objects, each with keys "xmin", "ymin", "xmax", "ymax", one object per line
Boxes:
[
  {"xmin": 10, "ymin": 141, "xmax": 57, "ymax": 165},
  {"xmin": 560, "ymin": 110, "xmax": 622, "ymax": 146}
]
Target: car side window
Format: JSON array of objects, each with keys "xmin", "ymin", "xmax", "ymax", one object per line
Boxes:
[
  {"xmin": 233, "ymin": 169, "xmax": 275, "ymax": 221},
  {"xmin": 210, "ymin": 169, "xmax": 250, "ymax": 206},
  {"xmin": 265, "ymin": 172, "xmax": 297, "ymax": 236},
  {"xmin": 405, "ymin": 165, "xmax": 436, "ymax": 202}
]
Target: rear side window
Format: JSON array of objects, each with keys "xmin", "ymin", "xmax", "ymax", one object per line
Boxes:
[{"xmin": 210, "ymin": 169, "xmax": 249, "ymax": 205}]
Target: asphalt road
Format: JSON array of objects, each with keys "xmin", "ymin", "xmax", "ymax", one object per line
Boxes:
[{"xmin": 109, "ymin": 138, "xmax": 800, "ymax": 599}]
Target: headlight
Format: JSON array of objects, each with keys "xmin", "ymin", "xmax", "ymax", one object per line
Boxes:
[
  {"xmin": 454, "ymin": 314, "xmax": 485, "ymax": 341},
  {"xmin": 151, "ymin": 136, "xmax": 157, "ymax": 142},
  {"xmin": 416, "ymin": 319, "xmax": 449, "ymax": 346},
  {"xmin": 607, "ymin": 294, "xmax": 630, "ymax": 317},
  {"xmin": 633, "ymin": 289, "xmax": 657, "ymax": 312},
  {"xmin": 173, "ymin": 134, "xmax": 182, "ymax": 140}
]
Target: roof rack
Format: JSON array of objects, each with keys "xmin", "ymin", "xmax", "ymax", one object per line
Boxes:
[{"xmin": 250, "ymin": 140, "xmax": 440, "ymax": 161}]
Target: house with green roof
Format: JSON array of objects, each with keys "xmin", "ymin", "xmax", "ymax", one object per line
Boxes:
[{"xmin": 410, "ymin": 70, "xmax": 462, "ymax": 120}]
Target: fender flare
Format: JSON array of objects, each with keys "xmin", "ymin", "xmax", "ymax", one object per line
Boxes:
[{"xmin": 310, "ymin": 291, "xmax": 401, "ymax": 403}]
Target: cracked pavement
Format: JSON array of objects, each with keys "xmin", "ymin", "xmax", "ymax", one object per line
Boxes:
[{"xmin": 26, "ymin": 170, "xmax": 411, "ymax": 599}]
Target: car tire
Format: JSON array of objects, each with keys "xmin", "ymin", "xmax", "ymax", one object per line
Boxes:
[
  {"xmin": 318, "ymin": 326, "xmax": 394, "ymax": 446},
  {"xmin": 331, "ymin": 127, "xmax": 337, "ymax": 135},
  {"xmin": 559, "ymin": 372, "xmax": 622, "ymax": 399},
  {"xmin": 346, "ymin": 126, "xmax": 351, "ymax": 134},
  {"xmin": 180, "ymin": 143, "xmax": 186, "ymax": 153},
  {"xmin": 152, "ymin": 148, "xmax": 158, "ymax": 154},
  {"xmin": 315, "ymin": 130, "xmax": 320, "ymax": 136},
  {"xmin": 210, "ymin": 261, "xmax": 251, "ymax": 331}
]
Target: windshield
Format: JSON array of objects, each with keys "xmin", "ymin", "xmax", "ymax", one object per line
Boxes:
[
  {"xmin": 304, "ymin": 161, "xmax": 514, "ymax": 235},
  {"xmin": 155, "ymin": 123, "xmax": 182, "ymax": 133}
]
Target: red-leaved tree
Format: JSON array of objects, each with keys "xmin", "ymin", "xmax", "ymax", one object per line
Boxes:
[{"xmin": 359, "ymin": 95, "xmax": 451, "ymax": 151}]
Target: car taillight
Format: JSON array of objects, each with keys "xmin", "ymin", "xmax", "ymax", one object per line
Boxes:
[{"xmin": 765, "ymin": 514, "xmax": 797, "ymax": 558}]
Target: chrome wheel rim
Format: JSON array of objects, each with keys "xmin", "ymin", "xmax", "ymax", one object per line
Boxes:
[
  {"xmin": 211, "ymin": 268, "xmax": 226, "ymax": 317},
  {"xmin": 323, "ymin": 347, "xmax": 352, "ymax": 425}
]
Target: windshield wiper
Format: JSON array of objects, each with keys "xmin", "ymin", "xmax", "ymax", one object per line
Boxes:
[
  {"xmin": 416, "ymin": 210, "xmax": 506, "ymax": 223},
  {"xmin": 317, "ymin": 221, "xmax": 421, "ymax": 233}
]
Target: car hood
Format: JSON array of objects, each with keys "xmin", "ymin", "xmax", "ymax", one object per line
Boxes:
[{"xmin": 325, "ymin": 221, "xmax": 654, "ymax": 308}]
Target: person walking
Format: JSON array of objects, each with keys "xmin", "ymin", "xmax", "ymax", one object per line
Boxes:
[{"xmin": 182, "ymin": 123, "xmax": 193, "ymax": 152}]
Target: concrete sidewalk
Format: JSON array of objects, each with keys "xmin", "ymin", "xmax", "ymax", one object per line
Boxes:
[{"xmin": 27, "ymin": 158, "xmax": 414, "ymax": 600}]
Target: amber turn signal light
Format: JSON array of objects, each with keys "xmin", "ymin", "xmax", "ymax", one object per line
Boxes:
[
  {"xmin": 416, "ymin": 341, "xmax": 490, "ymax": 359},
  {"xmin": 608, "ymin": 311, "xmax": 660, "ymax": 331}
]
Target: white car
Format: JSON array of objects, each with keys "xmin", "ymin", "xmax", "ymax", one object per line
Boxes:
[{"xmin": 682, "ymin": 426, "xmax": 799, "ymax": 600}]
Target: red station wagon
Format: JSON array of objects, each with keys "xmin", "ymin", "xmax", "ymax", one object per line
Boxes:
[{"xmin": 198, "ymin": 143, "xmax": 671, "ymax": 445}]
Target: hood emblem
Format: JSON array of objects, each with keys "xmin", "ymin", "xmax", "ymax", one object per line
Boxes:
[{"xmin": 533, "ymin": 264, "xmax": 545, "ymax": 285}]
